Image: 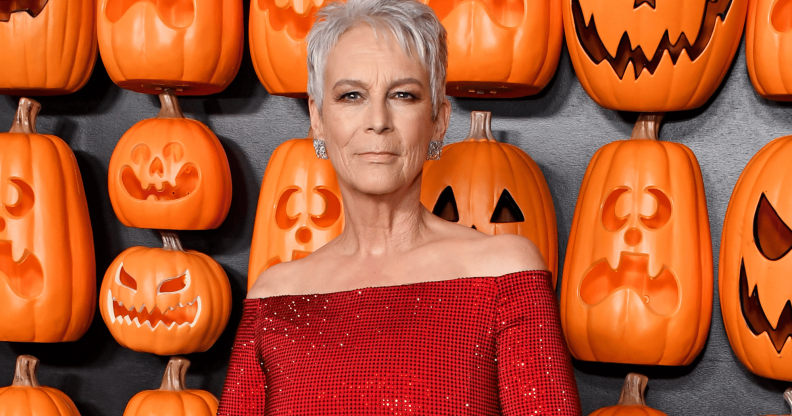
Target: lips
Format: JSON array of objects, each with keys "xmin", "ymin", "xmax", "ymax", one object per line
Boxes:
[
  {"xmin": 121, "ymin": 163, "xmax": 199, "ymax": 201},
  {"xmin": 0, "ymin": 0, "xmax": 48, "ymax": 21},
  {"xmin": 106, "ymin": 290, "xmax": 201, "ymax": 330},
  {"xmin": 0, "ymin": 240, "xmax": 44, "ymax": 299}
]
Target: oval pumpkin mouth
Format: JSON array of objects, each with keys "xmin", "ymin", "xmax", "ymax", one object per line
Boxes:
[
  {"xmin": 105, "ymin": 0, "xmax": 195, "ymax": 29},
  {"xmin": 121, "ymin": 163, "xmax": 199, "ymax": 202},
  {"xmin": 0, "ymin": 241, "xmax": 43, "ymax": 300}
]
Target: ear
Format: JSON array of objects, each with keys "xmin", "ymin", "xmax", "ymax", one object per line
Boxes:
[
  {"xmin": 432, "ymin": 97, "xmax": 451, "ymax": 142},
  {"xmin": 308, "ymin": 96, "xmax": 325, "ymax": 141}
]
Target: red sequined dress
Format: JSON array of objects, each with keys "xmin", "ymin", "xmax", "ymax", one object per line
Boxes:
[{"xmin": 218, "ymin": 270, "xmax": 581, "ymax": 415}]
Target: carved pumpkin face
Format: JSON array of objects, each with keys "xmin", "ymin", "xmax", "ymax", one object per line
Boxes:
[
  {"xmin": 719, "ymin": 135, "xmax": 792, "ymax": 381},
  {"xmin": 424, "ymin": 0, "xmax": 562, "ymax": 98},
  {"xmin": 0, "ymin": 98, "xmax": 95, "ymax": 343},
  {"xmin": 108, "ymin": 90, "xmax": 232, "ymax": 230},
  {"xmin": 100, "ymin": 234, "xmax": 231, "ymax": 355},
  {"xmin": 97, "ymin": 0, "xmax": 243, "ymax": 95},
  {"xmin": 420, "ymin": 111, "xmax": 558, "ymax": 285},
  {"xmin": 562, "ymin": 0, "xmax": 747, "ymax": 111},
  {"xmin": 560, "ymin": 115, "xmax": 712, "ymax": 366},
  {"xmin": 248, "ymin": 136, "xmax": 344, "ymax": 290},
  {"xmin": 746, "ymin": 0, "xmax": 792, "ymax": 100},
  {"xmin": 0, "ymin": 0, "xmax": 97, "ymax": 95}
]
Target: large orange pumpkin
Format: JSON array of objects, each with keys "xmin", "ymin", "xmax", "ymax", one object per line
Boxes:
[
  {"xmin": 420, "ymin": 111, "xmax": 558, "ymax": 285},
  {"xmin": 589, "ymin": 373, "xmax": 667, "ymax": 416},
  {"xmin": 746, "ymin": 0, "xmax": 792, "ymax": 100},
  {"xmin": 248, "ymin": 132, "xmax": 344, "ymax": 289},
  {"xmin": 0, "ymin": 98, "xmax": 95, "ymax": 343},
  {"xmin": 123, "ymin": 357, "xmax": 218, "ymax": 416},
  {"xmin": 562, "ymin": 0, "xmax": 748, "ymax": 111},
  {"xmin": 427, "ymin": 0, "xmax": 563, "ymax": 98},
  {"xmin": 100, "ymin": 232, "xmax": 231, "ymax": 355},
  {"xmin": 97, "ymin": 0, "xmax": 243, "ymax": 95},
  {"xmin": 0, "ymin": 0, "xmax": 97, "ymax": 95},
  {"xmin": 108, "ymin": 89, "xmax": 232, "ymax": 230},
  {"xmin": 0, "ymin": 355, "xmax": 81, "ymax": 416},
  {"xmin": 560, "ymin": 114, "xmax": 712, "ymax": 366}
]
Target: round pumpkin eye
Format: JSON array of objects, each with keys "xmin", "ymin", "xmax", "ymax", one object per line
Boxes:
[
  {"xmin": 275, "ymin": 188, "xmax": 300, "ymax": 230},
  {"xmin": 639, "ymin": 188, "xmax": 672, "ymax": 230},
  {"xmin": 601, "ymin": 188, "xmax": 630, "ymax": 231},
  {"xmin": 3, "ymin": 178, "xmax": 34, "ymax": 218},
  {"xmin": 131, "ymin": 143, "xmax": 152, "ymax": 165},
  {"xmin": 116, "ymin": 264, "xmax": 138, "ymax": 292},
  {"xmin": 310, "ymin": 187, "xmax": 342, "ymax": 228},
  {"xmin": 163, "ymin": 142, "xmax": 185, "ymax": 163}
]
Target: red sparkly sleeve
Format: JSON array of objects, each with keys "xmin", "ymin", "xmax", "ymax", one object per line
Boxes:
[
  {"xmin": 496, "ymin": 271, "xmax": 582, "ymax": 415},
  {"xmin": 217, "ymin": 299, "xmax": 266, "ymax": 416}
]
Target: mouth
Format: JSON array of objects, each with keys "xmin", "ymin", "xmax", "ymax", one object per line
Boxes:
[
  {"xmin": 357, "ymin": 152, "xmax": 398, "ymax": 163},
  {"xmin": 1, "ymin": 0, "xmax": 48, "ymax": 21},
  {"xmin": 121, "ymin": 163, "xmax": 199, "ymax": 202},
  {"xmin": 105, "ymin": 0, "xmax": 195, "ymax": 28},
  {"xmin": 579, "ymin": 252, "xmax": 679, "ymax": 315},
  {"xmin": 570, "ymin": 0, "xmax": 734, "ymax": 79},
  {"xmin": 106, "ymin": 290, "xmax": 201, "ymax": 330},
  {"xmin": 0, "ymin": 240, "xmax": 44, "ymax": 299},
  {"xmin": 740, "ymin": 260, "xmax": 792, "ymax": 353}
]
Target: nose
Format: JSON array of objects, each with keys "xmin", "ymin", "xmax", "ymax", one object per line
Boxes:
[
  {"xmin": 366, "ymin": 98, "xmax": 392, "ymax": 134},
  {"xmin": 295, "ymin": 227, "xmax": 313, "ymax": 244},
  {"xmin": 624, "ymin": 227, "xmax": 642, "ymax": 246},
  {"xmin": 149, "ymin": 157, "xmax": 164, "ymax": 177}
]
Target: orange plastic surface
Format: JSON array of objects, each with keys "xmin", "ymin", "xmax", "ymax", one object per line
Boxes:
[
  {"xmin": 0, "ymin": 356, "xmax": 82, "ymax": 416},
  {"xmin": 123, "ymin": 357, "xmax": 218, "ymax": 416},
  {"xmin": 746, "ymin": 0, "xmax": 792, "ymax": 100}
]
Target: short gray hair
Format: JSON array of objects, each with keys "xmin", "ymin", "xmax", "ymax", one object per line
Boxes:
[{"xmin": 306, "ymin": 0, "xmax": 447, "ymax": 118}]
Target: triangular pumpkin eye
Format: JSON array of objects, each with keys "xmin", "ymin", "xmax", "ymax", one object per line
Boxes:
[
  {"xmin": 490, "ymin": 189, "xmax": 524, "ymax": 223},
  {"xmin": 432, "ymin": 186, "xmax": 459, "ymax": 222},
  {"xmin": 754, "ymin": 193, "xmax": 792, "ymax": 261}
]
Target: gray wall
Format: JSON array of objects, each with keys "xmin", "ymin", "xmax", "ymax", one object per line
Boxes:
[{"xmin": 0, "ymin": 29, "xmax": 788, "ymax": 415}]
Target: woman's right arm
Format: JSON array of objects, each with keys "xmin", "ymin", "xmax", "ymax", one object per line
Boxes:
[{"xmin": 217, "ymin": 300, "xmax": 266, "ymax": 416}]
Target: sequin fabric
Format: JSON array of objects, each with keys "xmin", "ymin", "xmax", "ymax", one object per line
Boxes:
[{"xmin": 218, "ymin": 270, "xmax": 581, "ymax": 415}]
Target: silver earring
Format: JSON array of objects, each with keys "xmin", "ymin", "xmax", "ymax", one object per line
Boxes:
[
  {"xmin": 426, "ymin": 140, "xmax": 443, "ymax": 161},
  {"xmin": 314, "ymin": 139, "xmax": 328, "ymax": 160}
]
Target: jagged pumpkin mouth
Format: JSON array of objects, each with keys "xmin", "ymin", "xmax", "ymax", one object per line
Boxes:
[
  {"xmin": 0, "ymin": 240, "xmax": 43, "ymax": 299},
  {"xmin": 0, "ymin": 0, "xmax": 48, "ymax": 21},
  {"xmin": 740, "ymin": 261, "xmax": 792, "ymax": 354},
  {"xmin": 570, "ymin": 0, "xmax": 734, "ymax": 79},
  {"xmin": 106, "ymin": 290, "xmax": 201, "ymax": 330},
  {"xmin": 121, "ymin": 163, "xmax": 199, "ymax": 202},
  {"xmin": 105, "ymin": 0, "xmax": 195, "ymax": 28}
]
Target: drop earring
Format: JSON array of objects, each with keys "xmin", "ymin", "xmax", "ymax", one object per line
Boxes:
[
  {"xmin": 314, "ymin": 139, "xmax": 328, "ymax": 160},
  {"xmin": 426, "ymin": 140, "xmax": 443, "ymax": 161}
]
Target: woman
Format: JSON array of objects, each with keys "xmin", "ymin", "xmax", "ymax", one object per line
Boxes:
[{"xmin": 218, "ymin": 0, "xmax": 581, "ymax": 413}]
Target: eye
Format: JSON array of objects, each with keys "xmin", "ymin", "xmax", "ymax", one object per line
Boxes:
[
  {"xmin": 131, "ymin": 143, "xmax": 151, "ymax": 165},
  {"xmin": 116, "ymin": 264, "xmax": 138, "ymax": 292},
  {"xmin": 639, "ymin": 188, "xmax": 672, "ymax": 229},
  {"xmin": 754, "ymin": 193, "xmax": 792, "ymax": 261},
  {"xmin": 275, "ymin": 188, "xmax": 300, "ymax": 230},
  {"xmin": 163, "ymin": 142, "xmax": 185, "ymax": 163},
  {"xmin": 158, "ymin": 271, "xmax": 189, "ymax": 294},
  {"xmin": 602, "ymin": 188, "xmax": 630, "ymax": 231},
  {"xmin": 339, "ymin": 92, "xmax": 361, "ymax": 101},
  {"xmin": 394, "ymin": 91, "xmax": 415, "ymax": 100},
  {"xmin": 3, "ymin": 178, "xmax": 35, "ymax": 218},
  {"xmin": 310, "ymin": 188, "xmax": 342, "ymax": 228},
  {"xmin": 490, "ymin": 189, "xmax": 524, "ymax": 223},
  {"xmin": 432, "ymin": 186, "xmax": 459, "ymax": 222}
]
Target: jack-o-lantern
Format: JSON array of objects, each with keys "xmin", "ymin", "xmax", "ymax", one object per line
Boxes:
[
  {"xmin": 0, "ymin": 98, "xmax": 95, "ymax": 343},
  {"xmin": 427, "ymin": 0, "xmax": 562, "ymax": 98},
  {"xmin": 719, "ymin": 135, "xmax": 792, "ymax": 381},
  {"xmin": 108, "ymin": 89, "xmax": 232, "ymax": 230},
  {"xmin": 746, "ymin": 0, "xmax": 792, "ymax": 100},
  {"xmin": 97, "ymin": 0, "xmax": 243, "ymax": 95},
  {"xmin": 420, "ymin": 111, "xmax": 558, "ymax": 285},
  {"xmin": 0, "ymin": 0, "xmax": 97, "ymax": 95},
  {"xmin": 562, "ymin": 0, "xmax": 748, "ymax": 112},
  {"xmin": 590, "ymin": 373, "xmax": 667, "ymax": 416},
  {"xmin": 248, "ymin": 132, "xmax": 344, "ymax": 289},
  {"xmin": 560, "ymin": 114, "xmax": 713, "ymax": 366},
  {"xmin": 100, "ymin": 232, "xmax": 231, "ymax": 355},
  {"xmin": 0, "ymin": 355, "xmax": 81, "ymax": 416},
  {"xmin": 123, "ymin": 357, "xmax": 218, "ymax": 416}
]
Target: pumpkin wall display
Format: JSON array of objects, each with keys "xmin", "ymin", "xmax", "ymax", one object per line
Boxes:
[
  {"xmin": 590, "ymin": 373, "xmax": 668, "ymax": 416},
  {"xmin": 0, "ymin": 355, "xmax": 81, "ymax": 416},
  {"xmin": 427, "ymin": 0, "xmax": 562, "ymax": 98},
  {"xmin": 0, "ymin": 0, "xmax": 97, "ymax": 95},
  {"xmin": 248, "ymin": 132, "xmax": 344, "ymax": 289},
  {"xmin": 420, "ymin": 111, "xmax": 558, "ymax": 285},
  {"xmin": 123, "ymin": 357, "xmax": 218, "ymax": 416},
  {"xmin": 97, "ymin": 0, "xmax": 243, "ymax": 95},
  {"xmin": 100, "ymin": 232, "xmax": 231, "ymax": 356},
  {"xmin": 746, "ymin": 0, "xmax": 792, "ymax": 100},
  {"xmin": 108, "ymin": 89, "xmax": 232, "ymax": 230},
  {"xmin": 720, "ymin": 135, "xmax": 792, "ymax": 382},
  {"xmin": 560, "ymin": 114, "xmax": 713, "ymax": 366},
  {"xmin": 562, "ymin": 0, "xmax": 748, "ymax": 112},
  {"xmin": 0, "ymin": 98, "xmax": 95, "ymax": 343}
]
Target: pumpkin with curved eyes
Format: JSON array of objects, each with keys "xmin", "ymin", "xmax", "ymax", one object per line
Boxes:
[
  {"xmin": 0, "ymin": 355, "xmax": 81, "ymax": 416},
  {"xmin": 560, "ymin": 113, "xmax": 713, "ymax": 366},
  {"xmin": 123, "ymin": 357, "xmax": 218, "ymax": 416},
  {"xmin": 746, "ymin": 0, "xmax": 792, "ymax": 100},
  {"xmin": 420, "ymin": 111, "xmax": 557, "ymax": 285},
  {"xmin": 100, "ymin": 232, "xmax": 231, "ymax": 355},
  {"xmin": 590, "ymin": 373, "xmax": 667, "ymax": 416}
]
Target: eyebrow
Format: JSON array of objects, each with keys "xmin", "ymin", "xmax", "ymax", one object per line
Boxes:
[{"xmin": 331, "ymin": 77, "xmax": 425, "ymax": 90}]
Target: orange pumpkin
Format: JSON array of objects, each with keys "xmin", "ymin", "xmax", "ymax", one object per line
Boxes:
[
  {"xmin": 427, "ymin": 0, "xmax": 563, "ymax": 98},
  {"xmin": 560, "ymin": 114, "xmax": 712, "ymax": 366},
  {"xmin": 0, "ymin": 0, "xmax": 97, "ymax": 95},
  {"xmin": 719, "ymin": 135, "xmax": 792, "ymax": 381},
  {"xmin": 0, "ymin": 98, "xmax": 95, "ymax": 343},
  {"xmin": 123, "ymin": 357, "xmax": 218, "ymax": 416},
  {"xmin": 746, "ymin": 0, "xmax": 792, "ymax": 100},
  {"xmin": 562, "ymin": 0, "xmax": 748, "ymax": 111},
  {"xmin": 100, "ymin": 232, "xmax": 231, "ymax": 355},
  {"xmin": 248, "ymin": 132, "xmax": 344, "ymax": 289},
  {"xmin": 97, "ymin": 0, "xmax": 243, "ymax": 95},
  {"xmin": 108, "ymin": 89, "xmax": 232, "ymax": 230},
  {"xmin": 589, "ymin": 373, "xmax": 667, "ymax": 416},
  {"xmin": 0, "ymin": 355, "xmax": 81, "ymax": 416},
  {"xmin": 420, "ymin": 111, "xmax": 558, "ymax": 285}
]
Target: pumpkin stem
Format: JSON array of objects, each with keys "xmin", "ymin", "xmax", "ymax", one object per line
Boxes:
[
  {"xmin": 784, "ymin": 388, "xmax": 792, "ymax": 415},
  {"xmin": 9, "ymin": 98, "xmax": 41, "ymax": 134},
  {"xmin": 160, "ymin": 231, "xmax": 185, "ymax": 252},
  {"xmin": 463, "ymin": 111, "xmax": 496, "ymax": 142},
  {"xmin": 157, "ymin": 89, "xmax": 185, "ymax": 119},
  {"xmin": 12, "ymin": 355, "xmax": 41, "ymax": 388},
  {"xmin": 159, "ymin": 357, "xmax": 190, "ymax": 392},
  {"xmin": 630, "ymin": 113, "xmax": 664, "ymax": 141},
  {"xmin": 617, "ymin": 373, "xmax": 648, "ymax": 406}
]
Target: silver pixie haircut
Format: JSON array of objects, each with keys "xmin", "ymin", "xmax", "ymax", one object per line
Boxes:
[{"xmin": 306, "ymin": 0, "xmax": 447, "ymax": 118}]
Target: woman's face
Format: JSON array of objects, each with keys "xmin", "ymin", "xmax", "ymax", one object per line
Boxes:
[{"xmin": 309, "ymin": 25, "xmax": 450, "ymax": 196}]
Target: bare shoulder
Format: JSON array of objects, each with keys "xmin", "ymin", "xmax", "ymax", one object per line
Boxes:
[
  {"xmin": 247, "ymin": 259, "xmax": 303, "ymax": 299},
  {"xmin": 466, "ymin": 234, "xmax": 547, "ymax": 277}
]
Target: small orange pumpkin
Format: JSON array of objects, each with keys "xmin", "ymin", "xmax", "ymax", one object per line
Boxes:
[
  {"xmin": 100, "ymin": 232, "xmax": 231, "ymax": 355},
  {"xmin": 589, "ymin": 373, "xmax": 667, "ymax": 416},
  {"xmin": 108, "ymin": 89, "xmax": 232, "ymax": 230},
  {"xmin": 123, "ymin": 357, "xmax": 218, "ymax": 416},
  {"xmin": 746, "ymin": 0, "xmax": 792, "ymax": 100},
  {"xmin": 0, "ymin": 355, "xmax": 81, "ymax": 416},
  {"xmin": 248, "ymin": 132, "xmax": 344, "ymax": 289}
]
